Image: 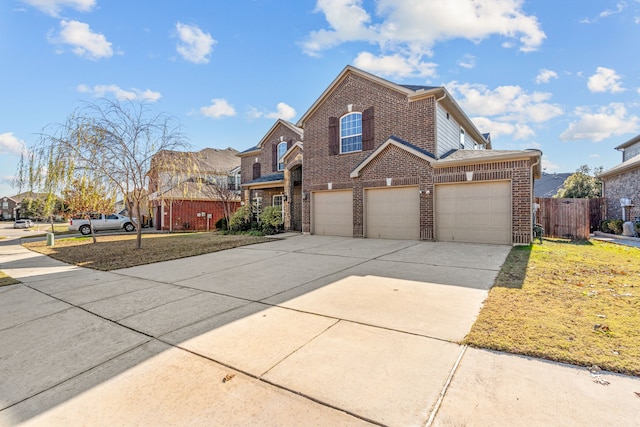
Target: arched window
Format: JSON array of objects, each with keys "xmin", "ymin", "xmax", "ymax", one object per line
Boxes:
[
  {"xmin": 277, "ymin": 141, "xmax": 287, "ymax": 171},
  {"xmin": 340, "ymin": 112, "xmax": 362, "ymax": 153}
]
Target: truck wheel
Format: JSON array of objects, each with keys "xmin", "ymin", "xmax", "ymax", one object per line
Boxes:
[
  {"xmin": 124, "ymin": 222, "xmax": 135, "ymax": 232},
  {"xmin": 79, "ymin": 225, "xmax": 91, "ymax": 235}
]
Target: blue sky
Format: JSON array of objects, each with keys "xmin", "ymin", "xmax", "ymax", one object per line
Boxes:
[{"xmin": 1, "ymin": 0, "xmax": 639, "ymax": 197}]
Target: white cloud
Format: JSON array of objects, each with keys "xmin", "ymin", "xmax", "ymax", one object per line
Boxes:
[
  {"xmin": 50, "ymin": 20, "xmax": 113, "ymax": 60},
  {"xmin": 249, "ymin": 103, "xmax": 297, "ymax": 121},
  {"xmin": 560, "ymin": 103, "xmax": 639, "ymax": 142},
  {"xmin": 353, "ymin": 52, "xmax": 437, "ymax": 78},
  {"xmin": 200, "ymin": 99, "xmax": 236, "ymax": 119},
  {"xmin": 22, "ymin": 0, "xmax": 95, "ymax": 17},
  {"xmin": 599, "ymin": 2, "xmax": 627, "ymax": 18},
  {"xmin": 175, "ymin": 23, "xmax": 216, "ymax": 64},
  {"xmin": 470, "ymin": 117, "xmax": 535, "ymax": 140},
  {"xmin": 588, "ymin": 67, "xmax": 625, "ymax": 93},
  {"xmin": 541, "ymin": 157, "xmax": 560, "ymax": 172},
  {"xmin": 457, "ymin": 54, "xmax": 475, "ymax": 69},
  {"xmin": 589, "ymin": 153, "xmax": 601, "ymax": 158},
  {"xmin": 302, "ymin": 0, "xmax": 546, "ymax": 59},
  {"xmin": 447, "ymin": 81, "xmax": 563, "ymax": 123},
  {"xmin": 535, "ymin": 69, "xmax": 558, "ymax": 84},
  {"xmin": 77, "ymin": 84, "xmax": 161, "ymax": 101},
  {"xmin": 0, "ymin": 132, "xmax": 26, "ymax": 155}
]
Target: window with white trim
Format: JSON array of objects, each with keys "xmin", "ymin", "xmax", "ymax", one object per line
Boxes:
[
  {"xmin": 340, "ymin": 112, "xmax": 362, "ymax": 153},
  {"xmin": 273, "ymin": 194, "xmax": 284, "ymax": 218},
  {"xmin": 460, "ymin": 128, "xmax": 465, "ymax": 149},
  {"xmin": 277, "ymin": 141, "xmax": 287, "ymax": 171}
]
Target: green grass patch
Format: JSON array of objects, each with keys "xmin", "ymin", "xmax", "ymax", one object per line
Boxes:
[
  {"xmin": 0, "ymin": 271, "xmax": 20, "ymax": 287},
  {"xmin": 465, "ymin": 239, "xmax": 640, "ymax": 376},
  {"xmin": 23, "ymin": 232, "xmax": 275, "ymax": 271}
]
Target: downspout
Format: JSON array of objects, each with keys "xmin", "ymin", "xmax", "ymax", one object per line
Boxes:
[
  {"xmin": 435, "ymin": 91, "xmax": 447, "ymax": 158},
  {"xmin": 529, "ymin": 150, "xmax": 542, "ymax": 237}
]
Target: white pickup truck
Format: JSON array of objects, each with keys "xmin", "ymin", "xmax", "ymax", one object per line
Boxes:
[{"xmin": 68, "ymin": 213, "xmax": 136, "ymax": 235}]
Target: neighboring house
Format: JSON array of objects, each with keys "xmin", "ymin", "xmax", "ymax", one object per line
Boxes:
[
  {"xmin": 238, "ymin": 120, "xmax": 304, "ymax": 229},
  {"xmin": 1, "ymin": 192, "xmax": 49, "ymax": 220},
  {"xmin": 599, "ymin": 134, "xmax": 640, "ymax": 221},
  {"xmin": 148, "ymin": 147, "xmax": 241, "ymax": 231},
  {"xmin": 533, "ymin": 172, "xmax": 571, "ymax": 198},
  {"xmin": 0, "ymin": 196, "xmax": 18, "ymax": 220},
  {"xmin": 239, "ymin": 66, "xmax": 542, "ymax": 245}
]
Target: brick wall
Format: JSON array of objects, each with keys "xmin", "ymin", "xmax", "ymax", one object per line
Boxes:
[
  {"xmin": 603, "ymin": 167, "xmax": 640, "ymax": 220},
  {"xmin": 158, "ymin": 199, "xmax": 240, "ymax": 231},
  {"xmin": 354, "ymin": 144, "xmax": 433, "ymax": 238},
  {"xmin": 302, "ymin": 73, "xmax": 436, "ymax": 233},
  {"xmin": 239, "ymin": 123, "xmax": 301, "ymax": 188}
]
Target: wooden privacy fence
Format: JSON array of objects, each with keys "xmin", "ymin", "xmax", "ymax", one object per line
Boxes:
[{"xmin": 535, "ymin": 198, "xmax": 604, "ymax": 240}]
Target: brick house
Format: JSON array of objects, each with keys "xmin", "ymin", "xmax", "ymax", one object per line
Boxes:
[
  {"xmin": 238, "ymin": 120, "xmax": 304, "ymax": 230},
  {"xmin": 240, "ymin": 66, "xmax": 542, "ymax": 245},
  {"xmin": 0, "ymin": 196, "xmax": 18, "ymax": 220},
  {"xmin": 148, "ymin": 147, "xmax": 241, "ymax": 231},
  {"xmin": 600, "ymin": 134, "xmax": 640, "ymax": 221}
]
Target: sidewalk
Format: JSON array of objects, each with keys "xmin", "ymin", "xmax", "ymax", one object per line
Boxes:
[{"xmin": 592, "ymin": 231, "xmax": 640, "ymax": 248}]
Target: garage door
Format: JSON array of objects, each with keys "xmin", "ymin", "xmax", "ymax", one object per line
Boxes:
[
  {"xmin": 436, "ymin": 181, "xmax": 511, "ymax": 244},
  {"xmin": 312, "ymin": 190, "xmax": 353, "ymax": 237},
  {"xmin": 365, "ymin": 186, "xmax": 420, "ymax": 239}
]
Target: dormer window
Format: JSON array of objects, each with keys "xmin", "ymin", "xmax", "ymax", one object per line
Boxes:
[
  {"xmin": 277, "ymin": 141, "xmax": 287, "ymax": 171},
  {"xmin": 340, "ymin": 112, "xmax": 362, "ymax": 153}
]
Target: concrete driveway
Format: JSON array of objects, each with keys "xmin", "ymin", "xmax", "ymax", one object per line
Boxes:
[{"xmin": 1, "ymin": 234, "xmax": 639, "ymax": 426}]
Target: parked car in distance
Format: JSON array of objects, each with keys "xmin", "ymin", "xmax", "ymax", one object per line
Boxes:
[
  {"xmin": 13, "ymin": 219, "xmax": 31, "ymax": 229},
  {"xmin": 68, "ymin": 213, "xmax": 136, "ymax": 235}
]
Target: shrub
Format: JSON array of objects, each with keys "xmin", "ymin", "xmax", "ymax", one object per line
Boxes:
[
  {"xmin": 608, "ymin": 219, "xmax": 624, "ymax": 235},
  {"xmin": 259, "ymin": 206, "xmax": 283, "ymax": 234},
  {"xmin": 599, "ymin": 220, "xmax": 611, "ymax": 233},
  {"xmin": 215, "ymin": 217, "xmax": 228, "ymax": 231},
  {"xmin": 229, "ymin": 206, "xmax": 250, "ymax": 232}
]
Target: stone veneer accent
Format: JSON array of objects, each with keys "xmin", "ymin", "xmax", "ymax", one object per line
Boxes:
[{"xmin": 602, "ymin": 168, "xmax": 640, "ymax": 221}]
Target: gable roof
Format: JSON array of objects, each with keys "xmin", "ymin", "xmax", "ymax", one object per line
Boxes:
[
  {"xmin": 599, "ymin": 153, "xmax": 640, "ymax": 178},
  {"xmin": 350, "ymin": 136, "xmax": 435, "ymax": 178},
  {"xmin": 534, "ymin": 173, "xmax": 572, "ymax": 198},
  {"xmin": 153, "ymin": 147, "xmax": 240, "ymax": 174},
  {"xmin": 296, "ymin": 65, "xmax": 491, "ymax": 148},
  {"xmin": 256, "ymin": 119, "xmax": 303, "ymax": 149},
  {"xmin": 282, "ymin": 141, "xmax": 303, "ymax": 163}
]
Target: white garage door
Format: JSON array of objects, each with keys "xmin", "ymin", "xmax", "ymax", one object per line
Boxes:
[
  {"xmin": 312, "ymin": 190, "xmax": 353, "ymax": 237},
  {"xmin": 366, "ymin": 186, "xmax": 420, "ymax": 240},
  {"xmin": 436, "ymin": 181, "xmax": 512, "ymax": 244}
]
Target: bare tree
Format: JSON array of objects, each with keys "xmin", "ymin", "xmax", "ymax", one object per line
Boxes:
[
  {"xmin": 199, "ymin": 177, "xmax": 240, "ymax": 230},
  {"xmin": 18, "ymin": 98, "xmax": 196, "ymax": 249}
]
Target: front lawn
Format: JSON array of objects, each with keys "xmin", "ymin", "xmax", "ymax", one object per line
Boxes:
[
  {"xmin": 23, "ymin": 233, "xmax": 275, "ymax": 271},
  {"xmin": 465, "ymin": 239, "xmax": 640, "ymax": 376}
]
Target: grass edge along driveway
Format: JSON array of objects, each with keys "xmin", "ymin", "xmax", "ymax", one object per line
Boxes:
[
  {"xmin": 22, "ymin": 233, "xmax": 275, "ymax": 271},
  {"xmin": 464, "ymin": 239, "xmax": 640, "ymax": 376}
]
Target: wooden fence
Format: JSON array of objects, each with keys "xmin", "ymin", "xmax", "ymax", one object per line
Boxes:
[{"xmin": 535, "ymin": 197, "xmax": 604, "ymax": 240}]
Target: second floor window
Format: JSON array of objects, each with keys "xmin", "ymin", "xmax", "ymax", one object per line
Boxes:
[
  {"xmin": 340, "ymin": 112, "xmax": 362, "ymax": 153},
  {"xmin": 277, "ymin": 141, "xmax": 287, "ymax": 171}
]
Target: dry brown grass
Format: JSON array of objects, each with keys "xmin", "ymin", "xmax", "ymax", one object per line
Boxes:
[
  {"xmin": 465, "ymin": 239, "xmax": 640, "ymax": 376},
  {"xmin": 23, "ymin": 233, "xmax": 275, "ymax": 271}
]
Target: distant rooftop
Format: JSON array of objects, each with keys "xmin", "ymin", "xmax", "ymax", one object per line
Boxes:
[{"xmin": 534, "ymin": 172, "xmax": 572, "ymax": 198}]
